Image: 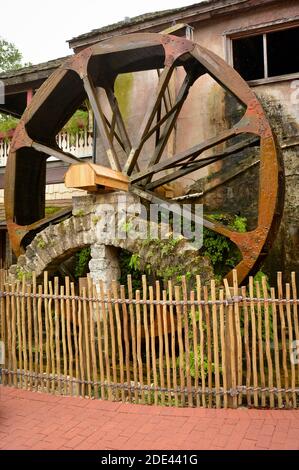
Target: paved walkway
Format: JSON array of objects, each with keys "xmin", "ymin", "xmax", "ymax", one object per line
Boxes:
[{"xmin": 1, "ymin": 386, "xmax": 299, "ymax": 450}]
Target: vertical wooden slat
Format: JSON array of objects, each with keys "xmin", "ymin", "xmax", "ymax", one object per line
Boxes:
[
  {"xmin": 48, "ymin": 280, "xmax": 56, "ymax": 393},
  {"xmin": 277, "ymin": 272, "xmax": 289, "ymax": 407},
  {"xmin": 249, "ymin": 277, "xmax": 258, "ymax": 407},
  {"xmin": 26, "ymin": 283, "xmax": 33, "ymax": 390},
  {"xmin": 219, "ymin": 289, "xmax": 228, "ymax": 408},
  {"xmin": 286, "ymin": 283, "xmax": 296, "ymax": 407},
  {"xmin": 190, "ymin": 290, "xmax": 200, "ymax": 406},
  {"xmin": 255, "ymin": 281, "xmax": 266, "ymax": 406},
  {"xmin": 155, "ymin": 280, "xmax": 165, "ymax": 405},
  {"xmin": 87, "ymin": 278, "xmax": 98, "ymax": 399},
  {"xmin": 5, "ymin": 282, "xmax": 12, "ymax": 386},
  {"xmin": 233, "ymin": 270, "xmax": 243, "ymax": 406},
  {"xmin": 43, "ymin": 272, "xmax": 50, "ymax": 393},
  {"xmin": 93, "ymin": 285, "xmax": 105, "ymax": 399},
  {"xmin": 190, "ymin": 290, "xmax": 199, "ymax": 407},
  {"xmin": 142, "ymin": 276, "xmax": 151, "ymax": 404},
  {"xmin": 196, "ymin": 275, "xmax": 206, "ymax": 408},
  {"xmin": 162, "ymin": 289, "xmax": 171, "ymax": 405},
  {"xmin": 107, "ymin": 288, "xmax": 118, "ymax": 401},
  {"xmin": 65, "ymin": 278, "xmax": 74, "ymax": 396},
  {"xmin": 149, "ymin": 285, "xmax": 158, "ymax": 405},
  {"xmin": 203, "ymin": 286, "xmax": 213, "ymax": 407},
  {"xmin": 0, "ymin": 270, "xmax": 6, "ymax": 385},
  {"xmin": 168, "ymin": 280, "xmax": 178, "ymax": 406},
  {"xmin": 271, "ymin": 286, "xmax": 282, "ymax": 408},
  {"xmin": 54, "ymin": 277, "xmax": 61, "ymax": 394},
  {"xmin": 112, "ymin": 281, "xmax": 125, "ymax": 402},
  {"xmin": 60, "ymin": 286, "xmax": 68, "ymax": 395},
  {"xmin": 21, "ymin": 278, "xmax": 28, "ymax": 389},
  {"xmin": 211, "ymin": 280, "xmax": 220, "ymax": 408},
  {"xmin": 127, "ymin": 275, "xmax": 138, "ymax": 403},
  {"xmin": 101, "ymin": 281, "xmax": 112, "ymax": 400},
  {"xmin": 175, "ymin": 285, "xmax": 185, "ymax": 406},
  {"xmin": 182, "ymin": 277, "xmax": 192, "ymax": 407},
  {"xmin": 223, "ymin": 279, "xmax": 237, "ymax": 408},
  {"xmin": 77, "ymin": 294, "xmax": 85, "ymax": 397},
  {"xmin": 241, "ymin": 286, "xmax": 251, "ymax": 407},
  {"xmin": 262, "ymin": 277, "xmax": 274, "ymax": 408},
  {"xmin": 136, "ymin": 290, "xmax": 144, "ymax": 403},
  {"xmin": 32, "ymin": 274, "xmax": 38, "ymax": 391},
  {"xmin": 10, "ymin": 282, "xmax": 17, "ymax": 387},
  {"xmin": 119, "ymin": 284, "xmax": 130, "ymax": 401},
  {"xmin": 291, "ymin": 273, "xmax": 299, "ymax": 397},
  {"xmin": 71, "ymin": 282, "xmax": 80, "ymax": 396},
  {"xmin": 82, "ymin": 286, "xmax": 92, "ymax": 398}
]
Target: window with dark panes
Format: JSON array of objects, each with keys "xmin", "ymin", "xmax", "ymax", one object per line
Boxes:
[{"xmin": 232, "ymin": 25, "xmax": 299, "ymax": 81}]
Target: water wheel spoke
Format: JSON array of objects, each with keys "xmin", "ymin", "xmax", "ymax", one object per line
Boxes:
[
  {"xmin": 142, "ymin": 67, "xmax": 200, "ymax": 184},
  {"xmin": 123, "ymin": 64, "xmax": 175, "ymax": 175},
  {"xmin": 131, "ymin": 127, "xmax": 239, "ymax": 185},
  {"xmin": 146, "ymin": 135, "xmax": 259, "ymax": 190},
  {"xmin": 32, "ymin": 142, "xmax": 81, "ymax": 165},
  {"xmin": 83, "ymin": 75, "xmax": 121, "ymax": 171},
  {"xmin": 105, "ymin": 86, "xmax": 132, "ymax": 155}
]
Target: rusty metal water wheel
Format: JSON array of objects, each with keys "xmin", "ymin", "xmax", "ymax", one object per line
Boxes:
[{"xmin": 5, "ymin": 33, "xmax": 284, "ymax": 284}]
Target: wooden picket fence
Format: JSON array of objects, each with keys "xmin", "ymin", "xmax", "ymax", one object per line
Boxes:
[{"xmin": 0, "ymin": 269, "xmax": 298, "ymax": 408}]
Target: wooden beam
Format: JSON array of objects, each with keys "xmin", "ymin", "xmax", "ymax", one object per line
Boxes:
[
  {"xmin": 130, "ymin": 127, "xmax": 239, "ymax": 184},
  {"xmin": 32, "ymin": 142, "xmax": 81, "ymax": 165},
  {"xmin": 123, "ymin": 65, "xmax": 174, "ymax": 175},
  {"xmin": 145, "ymin": 136, "xmax": 259, "ymax": 190},
  {"xmin": 83, "ymin": 75, "xmax": 121, "ymax": 171}
]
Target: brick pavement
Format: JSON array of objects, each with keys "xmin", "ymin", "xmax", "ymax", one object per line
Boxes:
[{"xmin": 1, "ymin": 386, "xmax": 299, "ymax": 450}]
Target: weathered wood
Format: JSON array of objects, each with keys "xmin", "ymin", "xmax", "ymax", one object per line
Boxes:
[
  {"xmin": 211, "ymin": 280, "xmax": 220, "ymax": 408},
  {"xmin": 196, "ymin": 275, "xmax": 206, "ymax": 408},
  {"xmin": 255, "ymin": 281, "xmax": 266, "ymax": 407},
  {"xmin": 142, "ymin": 275, "xmax": 151, "ymax": 404},
  {"xmin": 149, "ymin": 285, "xmax": 158, "ymax": 405},
  {"xmin": 241, "ymin": 286, "xmax": 251, "ymax": 407},
  {"xmin": 136, "ymin": 290, "xmax": 144, "ymax": 403},
  {"xmin": 162, "ymin": 289, "xmax": 171, "ymax": 405},
  {"xmin": 175, "ymin": 285, "xmax": 185, "ymax": 407},
  {"xmin": 249, "ymin": 277, "xmax": 259, "ymax": 407},
  {"xmin": 83, "ymin": 75, "xmax": 121, "ymax": 171},
  {"xmin": 277, "ymin": 272, "xmax": 289, "ymax": 407},
  {"xmin": 270, "ymin": 286, "xmax": 282, "ymax": 408},
  {"xmin": 155, "ymin": 281, "xmax": 165, "ymax": 405},
  {"xmin": 262, "ymin": 277, "xmax": 274, "ymax": 408},
  {"xmin": 107, "ymin": 288, "xmax": 118, "ymax": 401},
  {"xmin": 112, "ymin": 281, "xmax": 125, "ymax": 402},
  {"xmin": 120, "ymin": 284, "xmax": 131, "ymax": 401}
]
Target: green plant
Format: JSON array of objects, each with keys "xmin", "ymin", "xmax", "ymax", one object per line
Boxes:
[
  {"xmin": 74, "ymin": 247, "xmax": 91, "ymax": 278},
  {"xmin": 63, "ymin": 109, "xmax": 89, "ymax": 136},
  {"xmin": 177, "ymin": 345, "xmax": 218, "ymax": 380},
  {"xmin": 129, "ymin": 253, "xmax": 140, "ymax": 271},
  {"xmin": 0, "ymin": 115, "xmax": 19, "ymax": 138},
  {"xmin": 45, "ymin": 206, "xmax": 61, "ymax": 216},
  {"xmin": 92, "ymin": 215, "xmax": 101, "ymax": 225},
  {"xmin": 73, "ymin": 209, "xmax": 85, "ymax": 217},
  {"xmin": 37, "ymin": 238, "xmax": 46, "ymax": 249},
  {"xmin": 201, "ymin": 213, "xmax": 247, "ymax": 278},
  {"xmin": 16, "ymin": 266, "xmax": 32, "ymax": 282}
]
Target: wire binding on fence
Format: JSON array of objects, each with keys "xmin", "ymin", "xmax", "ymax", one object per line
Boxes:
[{"xmin": 0, "ymin": 290, "xmax": 298, "ymax": 306}]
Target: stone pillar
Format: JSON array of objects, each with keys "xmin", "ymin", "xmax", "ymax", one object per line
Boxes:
[{"xmin": 89, "ymin": 243, "xmax": 120, "ymax": 292}]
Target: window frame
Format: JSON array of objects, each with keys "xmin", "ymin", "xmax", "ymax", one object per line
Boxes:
[{"xmin": 225, "ymin": 19, "xmax": 299, "ymax": 86}]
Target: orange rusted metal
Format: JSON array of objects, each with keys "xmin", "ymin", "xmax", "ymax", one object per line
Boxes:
[{"xmin": 4, "ymin": 33, "xmax": 284, "ymax": 284}]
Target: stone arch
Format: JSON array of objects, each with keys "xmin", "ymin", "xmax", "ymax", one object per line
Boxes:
[{"xmin": 8, "ymin": 192, "xmax": 143, "ymax": 281}]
